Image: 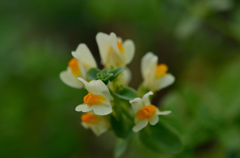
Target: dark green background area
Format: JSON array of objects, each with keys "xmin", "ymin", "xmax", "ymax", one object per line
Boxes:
[{"xmin": 1, "ymin": 0, "xmax": 240, "ymax": 157}]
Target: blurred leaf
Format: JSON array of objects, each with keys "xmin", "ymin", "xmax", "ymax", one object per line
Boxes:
[
  {"xmin": 114, "ymin": 133, "xmax": 132, "ymax": 158},
  {"xmin": 110, "ymin": 105, "xmax": 131, "ymax": 139},
  {"xmin": 139, "ymin": 119, "xmax": 183, "ymax": 154}
]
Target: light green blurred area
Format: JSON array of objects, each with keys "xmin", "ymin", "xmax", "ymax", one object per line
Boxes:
[{"xmin": 1, "ymin": 0, "xmax": 240, "ymax": 157}]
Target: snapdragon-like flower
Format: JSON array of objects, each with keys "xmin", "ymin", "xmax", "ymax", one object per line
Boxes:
[
  {"xmin": 130, "ymin": 91, "xmax": 171, "ymax": 132},
  {"xmin": 141, "ymin": 52, "xmax": 175, "ymax": 92},
  {"xmin": 81, "ymin": 111, "xmax": 110, "ymax": 136},
  {"xmin": 96, "ymin": 32, "xmax": 135, "ymax": 68},
  {"xmin": 60, "ymin": 44, "xmax": 97, "ymax": 89},
  {"xmin": 75, "ymin": 78, "xmax": 112, "ymax": 115}
]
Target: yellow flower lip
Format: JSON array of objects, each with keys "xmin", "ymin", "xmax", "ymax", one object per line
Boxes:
[
  {"xmin": 81, "ymin": 113, "xmax": 99, "ymax": 124},
  {"xmin": 155, "ymin": 63, "xmax": 168, "ymax": 78},
  {"xmin": 117, "ymin": 40, "xmax": 124, "ymax": 53},
  {"xmin": 136, "ymin": 105, "xmax": 157, "ymax": 120},
  {"xmin": 83, "ymin": 93, "xmax": 106, "ymax": 106},
  {"xmin": 68, "ymin": 58, "xmax": 81, "ymax": 76}
]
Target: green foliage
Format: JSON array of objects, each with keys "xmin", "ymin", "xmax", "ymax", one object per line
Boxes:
[
  {"xmin": 110, "ymin": 103, "xmax": 132, "ymax": 139},
  {"xmin": 87, "ymin": 67, "xmax": 124, "ymax": 86},
  {"xmin": 114, "ymin": 134, "xmax": 132, "ymax": 158},
  {"xmin": 139, "ymin": 119, "xmax": 183, "ymax": 154},
  {"xmin": 112, "ymin": 86, "xmax": 138, "ymax": 101}
]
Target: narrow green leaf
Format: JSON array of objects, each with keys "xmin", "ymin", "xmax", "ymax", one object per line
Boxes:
[
  {"xmin": 109, "ymin": 67, "xmax": 124, "ymax": 81},
  {"xmin": 112, "ymin": 86, "xmax": 138, "ymax": 100},
  {"xmin": 139, "ymin": 119, "xmax": 183, "ymax": 154},
  {"xmin": 110, "ymin": 104, "xmax": 132, "ymax": 138},
  {"xmin": 114, "ymin": 133, "xmax": 132, "ymax": 158},
  {"xmin": 86, "ymin": 68, "xmax": 101, "ymax": 80}
]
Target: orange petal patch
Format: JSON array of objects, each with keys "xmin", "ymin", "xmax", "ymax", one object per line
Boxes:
[
  {"xmin": 155, "ymin": 64, "xmax": 168, "ymax": 78},
  {"xmin": 136, "ymin": 105, "xmax": 157, "ymax": 120},
  {"xmin": 81, "ymin": 113, "xmax": 99, "ymax": 124},
  {"xmin": 84, "ymin": 93, "xmax": 106, "ymax": 106},
  {"xmin": 68, "ymin": 58, "xmax": 81, "ymax": 76},
  {"xmin": 117, "ymin": 40, "xmax": 124, "ymax": 53}
]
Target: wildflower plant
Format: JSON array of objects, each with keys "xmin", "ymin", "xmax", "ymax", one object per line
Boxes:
[{"xmin": 60, "ymin": 32, "xmax": 183, "ymax": 157}]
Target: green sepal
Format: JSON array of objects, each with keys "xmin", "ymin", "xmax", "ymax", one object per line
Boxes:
[
  {"xmin": 112, "ymin": 86, "xmax": 138, "ymax": 101},
  {"xmin": 86, "ymin": 68, "xmax": 101, "ymax": 80},
  {"xmin": 139, "ymin": 119, "xmax": 183, "ymax": 154}
]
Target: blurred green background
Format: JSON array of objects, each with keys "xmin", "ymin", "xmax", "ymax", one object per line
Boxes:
[{"xmin": 1, "ymin": 0, "xmax": 240, "ymax": 157}]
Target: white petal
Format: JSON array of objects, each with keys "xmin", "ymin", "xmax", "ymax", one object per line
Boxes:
[
  {"xmin": 123, "ymin": 39, "xmax": 135, "ymax": 64},
  {"xmin": 60, "ymin": 69, "xmax": 83, "ymax": 89},
  {"xmin": 141, "ymin": 52, "xmax": 158, "ymax": 80},
  {"xmin": 81, "ymin": 122, "xmax": 89, "ymax": 129},
  {"xmin": 96, "ymin": 32, "xmax": 110, "ymax": 65},
  {"xmin": 116, "ymin": 67, "xmax": 131, "ymax": 86},
  {"xmin": 82, "ymin": 104, "xmax": 93, "ymax": 112},
  {"xmin": 75, "ymin": 104, "xmax": 87, "ymax": 112},
  {"xmin": 157, "ymin": 110, "xmax": 171, "ymax": 115},
  {"xmin": 93, "ymin": 103, "xmax": 112, "ymax": 115},
  {"xmin": 129, "ymin": 98, "xmax": 144, "ymax": 113},
  {"xmin": 149, "ymin": 114, "xmax": 159, "ymax": 125},
  {"xmin": 110, "ymin": 32, "xmax": 121, "ymax": 55},
  {"xmin": 77, "ymin": 77, "xmax": 88, "ymax": 88},
  {"xmin": 71, "ymin": 53, "xmax": 86, "ymax": 79},
  {"xmin": 142, "ymin": 91, "xmax": 153, "ymax": 106},
  {"xmin": 86, "ymin": 80, "xmax": 110, "ymax": 101},
  {"xmin": 132, "ymin": 119, "xmax": 148, "ymax": 132},
  {"xmin": 159, "ymin": 73, "xmax": 175, "ymax": 89},
  {"xmin": 75, "ymin": 44, "xmax": 97, "ymax": 68},
  {"xmin": 90, "ymin": 119, "xmax": 110, "ymax": 136}
]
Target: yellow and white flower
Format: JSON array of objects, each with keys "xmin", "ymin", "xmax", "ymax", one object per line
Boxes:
[
  {"xmin": 60, "ymin": 44, "xmax": 97, "ymax": 89},
  {"xmin": 141, "ymin": 52, "xmax": 175, "ymax": 92},
  {"xmin": 81, "ymin": 111, "xmax": 110, "ymax": 136},
  {"xmin": 96, "ymin": 32, "xmax": 135, "ymax": 68},
  {"xmin": 130, "ymin": 91, "xmax": 171, "ymax": 132},
  {"xmin": 75, "ymin": 78, "xmax": 112, "ymax": 115}
]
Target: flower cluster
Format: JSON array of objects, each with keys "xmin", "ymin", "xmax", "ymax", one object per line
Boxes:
[{"xmin": 60, "ymin": 32, "xmax": 175, "ymax": 136}]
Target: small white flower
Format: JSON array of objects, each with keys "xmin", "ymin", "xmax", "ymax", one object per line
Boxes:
[
  {"xmin": 141, "ymin": 52, "xmax": 175, "ymax": 92},
  {"xmin": 60, "ymin": 44, "xmax": 97, "ymax": 89},
  {"xmin": 75, "ymin": 78, "xmax": 112, "ymax": 116},
  {"xmin": 130, "ymin": 91, "xmax": 171, "ymax": 132},
  {"xmin": 81, "ymin": 111, "xmax": 110, "ymax": 136},
  {"xmin": 96, "ymin": 32, "xmax": 135, "ymax": 68}
]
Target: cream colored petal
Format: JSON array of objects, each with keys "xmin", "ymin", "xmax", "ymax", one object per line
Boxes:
[
  {"xmin": 82, "ymin": 104, "xmax": 93, "ymax": 112},
  {"xmin": 149, "ymin": 114, "xmax": 159, "ymax": 125},
  {"xmin": 81, "ymin": 122, "xmax": 89, "ymax": 129},
  {"xmin": 93, "ymin": 103, "xmax": 112, "ymax": 115},
  {"xmin": 142, "ymin": 91, "xmax": 153, "ymax": 106},
  {"xmin": 116, "ymin": 67, "xmax": 131, "ymax": 86},
  {"xmin": 71, "ymin": 53, "xmax": 86, "ymax": 79},
  {"xmin": 110, "ymin": 32, "xmax": 121, "ymax": 55},
  {"xmin": 159, "ymin": 73, "xmax": 175, "ymax": 89},
  {"xmin": 60, "ymin": 68, "xmax": 83, "ymax": 89},
  {"xmin": 96, "ymin": 32, "xmax": 110, "ymax": 65},
  {"xmin": 86, "ymin": 80, "xmax": 110, "ymax": 101},
  {"xmin": 123, "ymin": 39, "xmax": 135, "ymax": 64},
  {"xmin": 130, "ymin": 98, "xmax": 144, "ymax": 113},
  {"xmin": 75, "ymin": 103, "xmax": 87, "ymax": 112},
  {"xmin": 141, "ymin": 52, "xmax": 158, "ymax": 80},
  {"xmin": 90, "ymin": 119, "xmax": 110, "ymax": 136},
  {"xmin": 78, "ymin": 77, "xmax": 88, "ymax": 88},
  {"xmin": 157, "ymin": 110, "xmax": 171, "ymax": 115},
  {"xmin": 132, "ymin": 119, "xmax": 148, "ymax": 132},
  {"xmin": 75, "ymin": 44, "xmax": 97, "ymax": 68}
]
